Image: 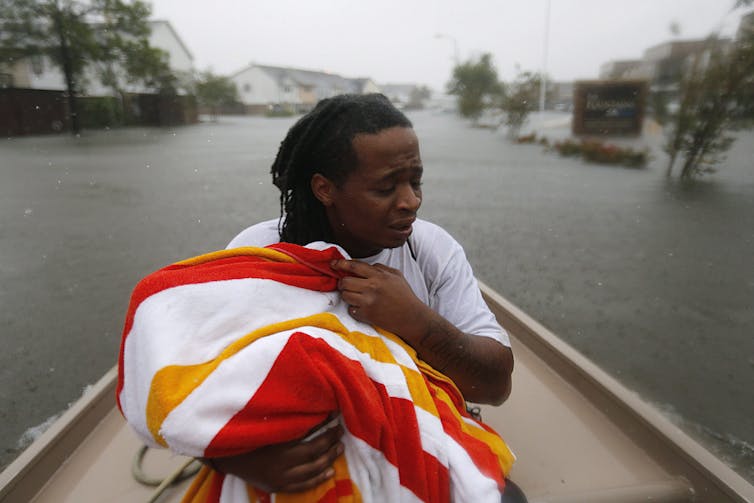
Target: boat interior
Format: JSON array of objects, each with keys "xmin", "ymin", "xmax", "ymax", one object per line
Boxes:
[{"xmin": 0, "ymin": 283, "xmax": 752, "ymax": 502}]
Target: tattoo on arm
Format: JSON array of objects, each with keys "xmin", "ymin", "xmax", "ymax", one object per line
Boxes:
[{"xmin": 417, "ymin": 319, "xmax": 489, "ymax": 381}]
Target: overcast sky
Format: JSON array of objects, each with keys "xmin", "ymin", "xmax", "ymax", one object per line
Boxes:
[{"xmin": 150, "ymin": 0, "xmax": 747, "ymax": 91}]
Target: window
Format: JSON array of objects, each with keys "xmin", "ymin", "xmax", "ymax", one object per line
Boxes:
[{"xmin": 30, "ymin": 55, "xmax": 44, "ymax": 76}]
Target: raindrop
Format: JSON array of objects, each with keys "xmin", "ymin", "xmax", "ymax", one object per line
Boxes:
[
  {"xmin": 24, "ymin": 208, "xmax": 33, "ymax": 216},
  {"xmin": 194, "ymin": 168, "xmax": 198, "ymax": 173},
  {"xmin": 145, "ymin": 163, "xmax": 151, "ymax": 169},
  {"xmin": 197, "ymin": 219, "xmax": 202, "ymax": 223},
  {"xmin": 597, "ymin": 281, "xmax": 603, "ymax": 286},
  {"xmin": 35, "ymin": 105, "xmax": 40, "ymax": 110}
]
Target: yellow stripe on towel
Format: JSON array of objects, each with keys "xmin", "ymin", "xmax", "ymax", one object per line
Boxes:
[
  {"xmin": 147, "ymin": 312, "xmax": 349, "ymax": 445},
  {"xmin": 174, "ymin": 246, "xmax": 296, "ymax": 266}
]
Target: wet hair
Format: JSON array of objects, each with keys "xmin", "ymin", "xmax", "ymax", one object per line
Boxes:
[{"xmin": 271, "ymin": 93, "xmax": 413, "ymax": 245}]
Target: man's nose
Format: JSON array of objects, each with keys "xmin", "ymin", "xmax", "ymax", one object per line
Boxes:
[{"xmin": 396, "ymin": 184, "xmax": 421, "ymax": 211}]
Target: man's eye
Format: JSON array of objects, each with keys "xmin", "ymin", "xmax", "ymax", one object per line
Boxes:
[
  {"xmin": 375, "ymin": 186, "xmax": 395, "ymax": 195},
  {"xmin": 411, "ymin": 180, "xmax": 423, "ymax": 190}
]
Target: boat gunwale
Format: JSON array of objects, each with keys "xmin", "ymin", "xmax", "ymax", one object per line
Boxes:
[{"xmin": 0, "ymin": 366, "xmax": 118, "ymax": 501}]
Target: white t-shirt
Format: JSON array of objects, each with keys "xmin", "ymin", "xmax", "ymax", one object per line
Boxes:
[{"xmin": 227, "ymin": 218, "xmax": 510, "ymax": 347}]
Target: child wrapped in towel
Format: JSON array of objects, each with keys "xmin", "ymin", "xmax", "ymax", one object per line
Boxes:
[{"xmin": 117, "ymin": 242, "xmax": 515, "ymax": 502}]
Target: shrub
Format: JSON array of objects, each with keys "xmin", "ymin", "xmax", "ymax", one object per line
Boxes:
[
  {"xmin": 553, "ymin": 138, "xmax": 648, "ymax": 168},
  {"xmin": 515, "ymin": 133, "xmax": 537, "ymax": 144},
  {"xmin": 553, "ymin": 139, "xmax": 582, "ymax": 157}
]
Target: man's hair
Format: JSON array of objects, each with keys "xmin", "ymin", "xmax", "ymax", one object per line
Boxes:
[{"xmin": 271, "ymin": 93, "xmax": 413, "ymax": 245}]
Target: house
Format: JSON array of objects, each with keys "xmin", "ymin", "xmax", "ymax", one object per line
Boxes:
[
  {"xmin": 379, "ymin": 84, "xmax": 418, "ymax": 108},
  {"xmin": 1, "ymin": 20, "xmax": 194, "ymax": 96},
  {"xmin": 144, "ymin": 20, "xmax": 195, "ymax": 92},
  {"xmin": 230, "ymin": 63, "xmax": 379, "ymax": 114},
  {"xmin": 599, "ymin": 60, "xmax": 643, "ymax": 80},
  {"xmin": 0, "ymin": 20, "xmax": 196, "ymax": 135}
]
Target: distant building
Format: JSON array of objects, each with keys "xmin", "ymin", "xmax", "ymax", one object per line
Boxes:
[
  {"xmin": 548, "ymin": 81, "xmax": 575, "ymax": 111},
  {"xmin": 736, "ymin": 11, "xmax": 754, "ymax": 40},
  {"xmin": 639, "ymin": 40, "xmax": 710, "ymax": 92},
  {"xmin": 1, "ymin": 20, "xmax": 194, "ymax": 96},
  {"xmin": 598, "ymin": 38, "xmax": 732, "ymax": 106},
  {"xmin": 0, "ymin": 20, "xmax": 197, "ymax": 135},
  {"xmin": 379, "ymin": 84, "xmax": 417, "ymax": 108},
  {"xmin": 599, "ymin": 60, "xmax": 642, "ymax": 80},
  {"xmin": 230, "ymin": 64, "xmax": 379, "ymax": 114}
]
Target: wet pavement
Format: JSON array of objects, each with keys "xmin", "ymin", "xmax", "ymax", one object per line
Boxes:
[{"xmin": 1, "ymin": 111, "xmax": 752, "ymax": 482}]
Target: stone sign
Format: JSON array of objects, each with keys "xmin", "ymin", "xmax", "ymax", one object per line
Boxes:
[{"xmin": 572, "ymin": 80, "xmax": 647, "ymax": 136}]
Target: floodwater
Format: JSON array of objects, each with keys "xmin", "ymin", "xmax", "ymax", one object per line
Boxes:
[{"xmin": 1, "ymin": 112, "xmax": 752, "ymax": 483}]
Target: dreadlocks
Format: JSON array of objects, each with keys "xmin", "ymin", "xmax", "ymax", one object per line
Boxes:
[{"xmin": 270, "ymin": 93, "xmax": 413, "ymax": 245}]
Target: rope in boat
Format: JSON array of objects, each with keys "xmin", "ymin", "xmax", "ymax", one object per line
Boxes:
[{"xmin": 131, "ymin": 444, "xmax": 201, "ymax": 502}]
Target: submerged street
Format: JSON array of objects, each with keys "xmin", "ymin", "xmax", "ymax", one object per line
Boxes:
[{"xmin": 1, "ymin": 111, "xmax": 752, "ymax": 482}]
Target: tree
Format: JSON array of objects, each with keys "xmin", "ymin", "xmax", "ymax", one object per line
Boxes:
[
  {"xmin": 500, "ymin": 71, "xmax": 543, "ymax": 138},
  {"xmin": 664, "ymin": 25, "xmax": 754, "ymax": 179},
  {"xmin": 195, "ymin": 71, "xmax": 240, "ymax": 121},
  {"xmin": 0, "ymin": 0, "xmax": 174, "ymax": 134},
  {"xmin": 94, "ymin": 1, "xmax": 176, "ymax": 99},
  {"xmin": 446, "ymin": 53, "xmax": 502, "ymax": 124}
]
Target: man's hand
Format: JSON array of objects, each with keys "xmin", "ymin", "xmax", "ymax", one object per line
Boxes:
[
  {"xmin": 331, "ymin": 259, "xmax": 513, "ymax": 405},
  {"xmin": 330, "ymin": 259, "xmax": 428, "ymax": 336},
  {"xmin": 205, "ymin": 421, "xmax": 344, "ymax": 493}
]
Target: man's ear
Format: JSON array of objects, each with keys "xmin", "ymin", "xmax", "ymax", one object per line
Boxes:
[{"xmin": 311, "ymin": 173, "xmax": 336, "ymax": 206}]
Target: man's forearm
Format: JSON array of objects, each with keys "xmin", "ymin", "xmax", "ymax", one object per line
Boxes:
[{"xmin": 403, "ymin": 308, "xmax": 513, "ymax": 405}]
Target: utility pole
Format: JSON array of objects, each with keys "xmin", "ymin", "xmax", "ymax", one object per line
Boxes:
[
  {"xmin": 539, "ymin": 0, "xmax": 551, "ymax": 115},
  {"xmin": 435, "ymin": 33, "xmax": 460, "ymax": 65}
]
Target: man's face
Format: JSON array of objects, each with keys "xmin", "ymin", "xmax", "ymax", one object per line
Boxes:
[{"xmin": 315, "ymin": 126, "xmax": 423, "ymax": 258}]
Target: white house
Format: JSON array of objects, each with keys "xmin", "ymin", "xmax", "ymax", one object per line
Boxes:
[
  {"xmin": 230, "ymin": 63, "xmax": 380, "ymax": 114},
  {"xmin": 1, "ymin": 20, "xmax": 194, "ymax": 95}
]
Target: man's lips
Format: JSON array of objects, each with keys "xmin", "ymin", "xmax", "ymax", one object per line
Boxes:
[{"xmin": 389, "ymin": 218, "xmax": 416, "ymax": 231}]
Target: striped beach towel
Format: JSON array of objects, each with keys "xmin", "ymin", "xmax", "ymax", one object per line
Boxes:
[{"xmin": 117, "ymin": 243, "xmax": 515, "ymax": 502}]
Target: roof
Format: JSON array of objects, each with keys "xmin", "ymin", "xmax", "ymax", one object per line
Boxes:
[
  {"xmin": 149, "ymin": 20, "xmax": 194, "ymax": 62},
  {"xmin": 231, "ymin": 63, "xmax": 367, "ymax": 95}
]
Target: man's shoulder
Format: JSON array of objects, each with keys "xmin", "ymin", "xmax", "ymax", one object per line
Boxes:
[
  {"xmin": 411, "ymin": 219, "xmax": 462, "ymax": 252},
  {"xmin": 227, "ymin": 218, "xmax": 281, "ymax": 249},
  {"xmin": 412, "ymin": 218, "xmax": 455, "ymax": 242}
]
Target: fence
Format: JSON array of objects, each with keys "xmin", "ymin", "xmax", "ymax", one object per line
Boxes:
[
  {"xmin": 1, "ymin": 89, "xmax": 198, "ymax": 136},
  {"xmin": 0, "ymin": 88, "xmax": 68, "ymax": 136}
]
